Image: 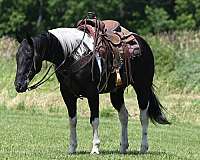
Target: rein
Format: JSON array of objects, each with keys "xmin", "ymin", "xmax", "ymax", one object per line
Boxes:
[
  {"xmin": 27, "ymin": 16, "xmax": 89, "ymax": 91},
  {"xmin": 27, "ymin": 63, "xmax": 57, "ymax": 91}
]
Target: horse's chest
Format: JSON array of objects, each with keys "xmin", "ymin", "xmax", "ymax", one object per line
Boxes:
[{"xmin": 58, "ymin": 70, "xmax": 89, "ymax": 95}]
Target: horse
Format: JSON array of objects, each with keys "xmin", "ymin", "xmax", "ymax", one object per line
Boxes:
[{"xmin": 14, "ymin": 25, "xmax": 170, "ymax": 154}]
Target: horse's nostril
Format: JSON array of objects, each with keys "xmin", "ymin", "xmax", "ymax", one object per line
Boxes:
[
  {"xmin": 15, "ymin": 83, "xmax": 22, "ymax": 91},
  {"xmin": 15, "ymin": 82, "xmax": 27, "ymax": 92}
]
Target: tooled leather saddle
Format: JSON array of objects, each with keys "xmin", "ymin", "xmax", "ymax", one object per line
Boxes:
[{"xmin": 76, "ymin": 18, "xmax": 141, "ymax": 87}]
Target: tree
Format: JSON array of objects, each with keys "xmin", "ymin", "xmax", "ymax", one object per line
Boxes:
[
  {"xmin": 175, "ymin": 0, "xmax": 200, "ymax": 29},
  {"xmin": 145, "ymin": 5, "xmax": 174, "ymax": 33}
]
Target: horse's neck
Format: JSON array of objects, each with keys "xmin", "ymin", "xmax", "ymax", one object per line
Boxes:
[{"xmin": 34, "ymin": 32, "xmax": 65, "ymax": 65}]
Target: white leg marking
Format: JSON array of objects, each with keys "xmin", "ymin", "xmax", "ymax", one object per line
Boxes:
[
  {"xmin": 68, "ymin": 116, "xmax": 77, "ymax": 154},
  {"xmin": 118, "ymin": 104, "xmax": 129, "ymax": 154},
  {"xmin": 90, "ymin": 118, "xmax": 100, "ymax": 154},
  {"xmin": 140, "ymin": 102, "xmax": 149, "ymax": 154}
]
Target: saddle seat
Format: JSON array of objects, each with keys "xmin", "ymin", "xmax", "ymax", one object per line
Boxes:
[
  {"xmin": 102, "ymin": 20, "xmax": 121, "ymax": 32},
  {"xmin": 76, "ymin": 19, "xmax": 105, "ymax": 31},
  {"xmin": 102, "ymin": 20, "xmax": 136, "ymax": 45},
  {"xmin": 77, "ymin": 19, "xmax": 135, "ymax": 45}
]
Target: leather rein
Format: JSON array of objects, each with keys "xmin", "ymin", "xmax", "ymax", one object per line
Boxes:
[{"xmin": 27, "ymin": 17, "xmax": 89, "ymax": 91}]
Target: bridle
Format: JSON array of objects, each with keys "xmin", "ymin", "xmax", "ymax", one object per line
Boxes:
[{"xmin": 26, "ymin": 15, "xmax": 90, "ymax": 91}]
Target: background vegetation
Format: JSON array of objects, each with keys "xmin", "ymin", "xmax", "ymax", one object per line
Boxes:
[{"xmin": 1, "ymin": 0, "xmax": 200, "ymax": 36}]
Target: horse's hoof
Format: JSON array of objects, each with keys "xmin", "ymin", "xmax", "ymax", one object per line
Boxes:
[
  {"xmin": 68, "ymin": 144, "xmax": 77, "ymax": 154},
  {"xmin": 90, "ymin": 146, "xmax": 100, "ymax": 154},
  {"xmin": 120, "ymin": 149, "xmax": 127, "ymax": 154},
  {"xmin": 140, "ymin": 144, "xmax": 149, "ymax": 154},
  {"xmin": 68, "ymin": 149, "xmax": 76, "ymax": 154},
  {"xmin": 120, "ymin": 143, "xmax": 128, "ymax": 154}
]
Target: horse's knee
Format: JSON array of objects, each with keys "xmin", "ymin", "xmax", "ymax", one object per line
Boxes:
[
  {"xmin": 87, "ymin": 95, "xmax": 99, "ymax": 124},
  {"xmin": 118, "ymin": 104, "xmax": 128, "ymax": 125}
]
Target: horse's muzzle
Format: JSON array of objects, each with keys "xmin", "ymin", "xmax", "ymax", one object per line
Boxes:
[{"xmin": 15, "ymin": 81, "xmax": 28, "ymax": 93}]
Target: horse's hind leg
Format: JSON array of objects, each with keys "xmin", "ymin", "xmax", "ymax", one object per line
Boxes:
[
  {"xmin": 110, "ymin": 88, "xmax": 129, "ymax": 154},
  {"xmin": 134, "ymin": 85, "xmax": 150, "ymax": 154},
  {"xmin": 60, "ymin": 85, "xmax": 77, "ymax": 154}
]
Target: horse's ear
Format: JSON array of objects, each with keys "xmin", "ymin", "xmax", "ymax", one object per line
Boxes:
[
  {"xmin": 16, "ymin": 33, "xmax": 23, "ymax": 43},
  {"xmin": 26, "ymin": 36, "xmax": 34, "ymax": 48}
]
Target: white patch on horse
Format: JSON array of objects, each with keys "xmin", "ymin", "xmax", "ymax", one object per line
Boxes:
[
  {"xmin": 140, "ymin": 101, "xmax": 149, "ymax": 154},
  {"xmin": 91, "ymin": 118, "xmax": 100, "ymax": 154},
  {"xmin": 48, "ymin": 28, "xmax": 102, "ymax": 74},
  {"xmin": 118, "ymin": 104, "xmax": 129, "ymax": 153},
  {"xmin": 69, "ymin": 116, "xmax": 77, "ymax": 154}
]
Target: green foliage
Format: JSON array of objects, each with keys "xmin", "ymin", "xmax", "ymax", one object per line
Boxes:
[
  {"xmin": 144, "ymin": 6, "xmax": 174, "ymax": 33},
  {"xmin": 168, "ymin": 53, "xmax": 200, "ymax": 93},
  {"xmin": 145, "ymin": 31, "xmax": 200, "ymax": 93},
  {"xmin": 175, "ymin": 14, "xmax": 196, "ymax": 30},
  {"xmin": 146, "ymin": 35, "xmax": 176, "ymax": 75},
  {"xmin": 1, "ymin": 0, "xmax": 200, "ymax": 36},
  {"xmin": 0, "ymin": 0, "xmax": 37, "ymax": 35},
  {"xmin": 175, "ymin": 0, "xmax": 200, "ymax": 29}
]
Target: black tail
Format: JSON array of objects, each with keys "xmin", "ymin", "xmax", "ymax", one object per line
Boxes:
[{"xmin": 148, "ymin": 87, "xmax": 171, "ymax": 125}]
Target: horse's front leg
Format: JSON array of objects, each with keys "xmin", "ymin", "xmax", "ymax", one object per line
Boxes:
[
  {"xmin": 60, "ymin": 85, "xmax": 78, "ymax": 154},
  {"xmin": 87, "ymin": 91, "xmax": 100, "ymax": 154}
]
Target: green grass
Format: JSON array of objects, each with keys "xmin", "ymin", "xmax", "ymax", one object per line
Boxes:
[
  {"xmin": 0, "ymin": 108, "xmax": 200, "ymax": 160},
  {"xmin": 0, "ymin": 32, "xmax": 200, "ymax": 159}
]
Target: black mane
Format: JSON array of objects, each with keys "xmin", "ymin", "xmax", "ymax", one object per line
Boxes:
[{"xmin": 32, "ymin": 32, "xmax": 65, "ymax": 65}]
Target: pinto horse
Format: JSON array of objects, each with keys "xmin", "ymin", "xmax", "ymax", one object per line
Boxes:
[{"xmin": 14, "ymin": 27, "xmax": 170, "ymax": 154}]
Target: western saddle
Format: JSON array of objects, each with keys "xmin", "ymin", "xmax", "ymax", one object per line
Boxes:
[
  {"xmin": 77, "ymin": 19, "xmax": 140, "ymax": 46},
  {"xmin": 76, "ymin": 18, "xmax": 141, "ymax": 87}
]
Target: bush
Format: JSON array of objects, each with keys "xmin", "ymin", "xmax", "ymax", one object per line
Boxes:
[
  {"xmin": 168, "ymin": 53, "xmax": 200, "ymax": 93},
  {"xmin": 145, "ymin": 33, "xmax": 176, "ymax": 76},
  {"xmin": 0, "ymin": 37, "xmax": 18, "ymax": 58},
  {"xmin": 145, "ymin": 31, "xmax": 200, "ymax": 93}
]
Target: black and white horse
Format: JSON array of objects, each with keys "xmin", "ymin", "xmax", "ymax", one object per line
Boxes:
[{"xmin": 14, "ymin": 27, "xmax": 170, "ymax": 154}]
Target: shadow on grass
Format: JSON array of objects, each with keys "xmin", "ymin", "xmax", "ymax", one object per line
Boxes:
[{"xmin": 75, "ymin": 150, "xmax": 168, "ymax": 156}]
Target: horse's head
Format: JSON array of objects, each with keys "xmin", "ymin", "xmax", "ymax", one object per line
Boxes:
[{"xmin": 14, "ymin": 37, "xmax": 42, "ymax": 93}]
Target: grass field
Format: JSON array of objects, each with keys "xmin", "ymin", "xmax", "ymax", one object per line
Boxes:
[
  {"xmin": 0, "ymin": 32, "xmax": 200, "ymax": 159},
  {"xmin": 0, "ymin": 107, "xmax": 200, "ymax": 160}
]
